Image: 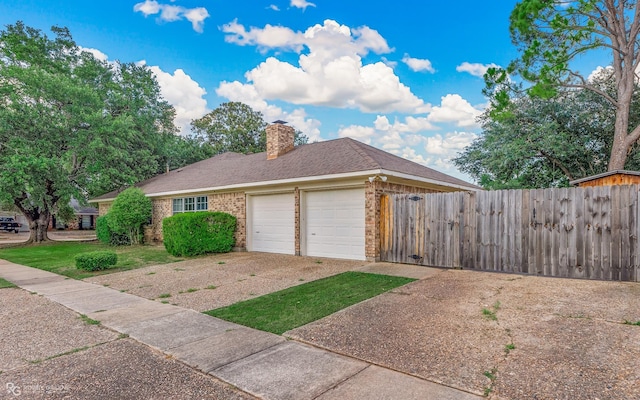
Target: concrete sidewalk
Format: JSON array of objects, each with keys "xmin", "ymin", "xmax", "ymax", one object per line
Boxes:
[{"xmin": 0, "ymin": 259, "xmax": 480, "ymax": 400}]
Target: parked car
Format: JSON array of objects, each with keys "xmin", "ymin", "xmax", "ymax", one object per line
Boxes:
[{"xmin": 0, "ymin": 217, "xmax": 22, "ymax": 233}]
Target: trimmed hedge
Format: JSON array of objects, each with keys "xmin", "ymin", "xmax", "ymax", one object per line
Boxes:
[
  {"xmin": 96, "ymin": 214, "xmax": 130, "ymax": 246},
  {"xmin": 163, "ymin": 211, "xmax": 236, "ymax": 257},
  {"xmin": 75, "ymin": 251, "xmax": 118, "ymax": 271}
]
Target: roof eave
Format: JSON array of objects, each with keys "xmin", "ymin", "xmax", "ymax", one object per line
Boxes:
[
  {"xmin": 90, "ymin": 170, "xmax": 385, "ymax": 202},
  {"xmin": 91, "ymin": 169, "xmax": 479, "ymax": 203},
  {"xmin": 569, "ymin": 170, "xmax": 640, "ymax": 185},
  {"xmin": 380, "ymin": 169, "xmax": 481, "ymax": 191}
]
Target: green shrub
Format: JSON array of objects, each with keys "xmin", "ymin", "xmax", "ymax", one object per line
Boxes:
[
  {"xmin": 96, "ymin": 214, "xmax": 130, "ymax": 246},
  {"xmin": 75, "ymin": 251, "xmax": 118, "ymax": 271},
  {"xmin": 108, "ymin": 188, "xmax": 152, "ymax": 245},
  {"xmin": 163, "ymin": 211, "xmax": 236, "ymax": 257}
]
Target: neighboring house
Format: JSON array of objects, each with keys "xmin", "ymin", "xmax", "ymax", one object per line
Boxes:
[
  {"xmin": 570, "ymin": 170, "xmax": 640, "ymax": 187},
  {"xmin": 92, "ymin": 122, "xmax": 480, "ymax": 261},
  {"xmin": 50, "ymin": 199, "xmax": 99, "ymax": 230}
]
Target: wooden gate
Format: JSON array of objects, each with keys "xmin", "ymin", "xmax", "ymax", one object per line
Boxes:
[{"xmin": 380, "ymin": 186, "xmax": 640, "ymax": 281}]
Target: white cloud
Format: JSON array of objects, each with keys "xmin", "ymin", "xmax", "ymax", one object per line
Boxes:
[
  {"xmin": 216, "ymin": 81, "xmax": 322, "ymax": 141},
  {"xmin": 182, "ymin": 8, "xmax": 210, "ymax": 32},
  {"xmin": 133, "ymin": 0, "xmax": 210, "ymax": 32},
  {"xmin": 587, "ymin": 65, "xmax": 615, "ymax": 82},
  {"xmin": 427, "ymin": 94, "xmax": 483, "ymax": 127},
  {"xmin": 267, "ymin": 4, "xmax": 280, "ymax": 11},
  {"xmin": 222, "ymin": 20, "xmax": 303, "ymax": 52},
  {"xmin": 402, "ymin": 54, "xmax": 435, "ymax": 73},
  {"xmin": 336, "ymin": 114, "xmax": 477, "ymax": 180},
  {"xmin": 290, "ymin": 0, "xmax": 316, "ymax": 10},
  {"xmin": 456, "ymin": 62, "xmax": 501, "ymax": 78},
  {"xmin": 424, "ymin": 131, "xmax": 478, "ymax": 156},
  {"xmin": 337, "ymin": 125, "xmax": 376, "ymax": 144},
  {"xmin": 147, "ymin": 65, "xmax": 209, "ymax": 135},
  {"xmin": 80, "ymin": 47, "xmax": 109, "ymax": 62},
  {"xmin": 220, "ymin": 19, "xmax": 428, "ymax": 114},
  {"xmin": 380, "ymin": 57, "xmax": 397, "ymax": 68},
  {"xmin": 133, "ymin": 0, "xmax": 161, "ymax": 15}
]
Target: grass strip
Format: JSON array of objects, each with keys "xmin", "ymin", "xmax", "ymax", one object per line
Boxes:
[
  {"xmin": 205, "ymin": 271, "xmax": 415, "ymax": 334},
  {"xmin": 0, "ymin": 277, "xmax": 16, "ymax": 288},
  {"xmin": 0, "ymin": 242, "xmax": 183, "ymax": 279}
]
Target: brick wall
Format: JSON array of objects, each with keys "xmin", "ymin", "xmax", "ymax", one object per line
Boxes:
[
  {"xmin": 148, "ymin": 198, "xmax": 172, "ymax": 243},
  {"xmin": 208, "ymin": 192, "xmax": 247, "ymax": 249},
  {"xmin": 98, "ymin": 202, "xmax": 112, "ymax": 216}
]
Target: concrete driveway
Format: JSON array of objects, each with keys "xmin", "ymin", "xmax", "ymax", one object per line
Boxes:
[
  {"xmin": 3, "ymin": 249, "xmax": 639, "ymax": 399},
  {"xmin": 84, "ymin": 252, "xmax": 372, "ymax": 311},
  {"xmin": 84, "ymin": 252, "xmax": 640, "ymax": 398},
  {"xmin": 286, "ymin": 268, "xmax": 640, "ymax": 399}
]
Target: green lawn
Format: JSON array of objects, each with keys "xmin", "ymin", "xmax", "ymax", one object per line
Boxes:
[
  {"xmin": 0, "ymin": 277, "xmax": 16, "ymax": 288},
  {"xmin": 0, "ymin": 242, "xmax": 183, "ymax": 279},
  {"xmin": 205, "ymin": 271, "xmax": 416, "ymax": 334}
]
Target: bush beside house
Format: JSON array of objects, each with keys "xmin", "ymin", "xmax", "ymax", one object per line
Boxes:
[
  {"xmin": 97, "ymin": 188, "xmax": 152, "ymax": 245},
  {"xmin": 96, "ymin": 214, "xmax": 130, "ymax": 245},
  {"xmin": 163, "ymin": 211, "xmax": 236, "ymax": 257}
]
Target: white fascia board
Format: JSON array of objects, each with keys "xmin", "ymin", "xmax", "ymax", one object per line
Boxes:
[
  {"xmin": 136, "ymin": 170, "xmax": 384, "ymax": 199},
  {"xmin": 379, "ymin": 169, "xmax": 480, "ymax": 192},
  {"xmin": 92, "ymin": 168, "xmax": 478, "ymax": 202}
]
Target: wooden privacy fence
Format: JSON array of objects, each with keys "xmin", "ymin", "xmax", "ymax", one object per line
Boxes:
[{"xmin": 380, "ymin": 185, "xmax": 640, "ymax": 281}]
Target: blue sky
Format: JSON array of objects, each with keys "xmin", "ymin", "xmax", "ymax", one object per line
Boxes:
[{"xmin": 0, "ymin": 0, "xmax": 610, "ymax": 181}]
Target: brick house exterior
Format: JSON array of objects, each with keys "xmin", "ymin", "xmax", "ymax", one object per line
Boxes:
[{"xmin": 94, "ymin": 122, "xmax": 479, "ymax": 261}]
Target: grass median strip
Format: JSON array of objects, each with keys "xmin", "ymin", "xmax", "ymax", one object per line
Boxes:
[
  {"xmin": 204, "ymin": 271, "xmax": 416, "ymax": 335},
  {"xmin": 0, "ymin": 277, "xmax": 16, "ymax": 288}
]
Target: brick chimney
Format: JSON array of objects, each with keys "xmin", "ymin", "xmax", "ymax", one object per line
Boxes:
[{"xmin": 266, "ymin": 120, "xmax": 295, "ymax": 160}]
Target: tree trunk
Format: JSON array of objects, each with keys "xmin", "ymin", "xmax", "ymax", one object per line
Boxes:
[
  {"xmin": 25, "ymin": 211, "xmax": 51, "ymax": 244},
  {"xmin": 608, "ymin": 91, "xmax": 633, "ymax": 171}
]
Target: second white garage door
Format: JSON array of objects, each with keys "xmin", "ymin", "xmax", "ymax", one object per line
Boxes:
[
  {"xmin": 304, "ymin": 188, "xmax": 365, "ymax": 260},
  {"xmin": 250, "ymin": 193, "xmax": 295, "ymax": 254}
]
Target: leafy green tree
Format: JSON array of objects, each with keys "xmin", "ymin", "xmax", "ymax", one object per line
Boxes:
[
  {"xmin": 0, "ymin": 22, "xmax": 177, "ymax": 243},
  {"xmin": 191, "ymin": 102, "xmax": 308, "ymax": 155},
  {"xmin": 487, "ymin": 0, "xmax": 640, "ymax": 170},
  {"xmin": 191, "ymin": 102, "xmax": 268, "ymax": 155},
  {"xmin": 157, "ymin": 134, "xmax": 215, "ymax": 172},
  {"xmin": 456, "ymin": 73, "xmax": 640, "ymax": 189},
  {"xmin": 107, "ymin": 188, "xmax": 152, "ymax": 245}
]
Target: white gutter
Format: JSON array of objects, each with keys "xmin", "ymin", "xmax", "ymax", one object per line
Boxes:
[
  {"xmin": 93, "ymin": 170, "xmax": 384, "ymax": 202},
  {"xmin": 379, "ymin": 169, "xmax": 482, "ymax": 192},
  {"xmin": 92, "ymin": 168, "xmax": 479, "ymax": 202}
]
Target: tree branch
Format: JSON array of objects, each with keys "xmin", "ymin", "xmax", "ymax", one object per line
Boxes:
[
  {"xmin": 563, "ymin": 76, "xmax": 618, "ymax": 106},
  {"xmin": 539, "ymin": 149, "xmax": 575, "ymax": 181},
  {"xmin": 624, "ymin": 122, "xmax": 640, "ymax": 147}
]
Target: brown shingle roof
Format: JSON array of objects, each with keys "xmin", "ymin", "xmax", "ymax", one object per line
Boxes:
[{"xmin": 93, "ymin": 137, "xmax": 478, "ymax": 200}]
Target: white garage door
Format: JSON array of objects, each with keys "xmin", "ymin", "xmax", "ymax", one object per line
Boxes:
[
  {"xmin": 305, "ymin": 188, "xmax": 365, "ymax": 260},
  {"xmin": 250, "ymin": 193, "xmax": 295, "ymax": 254}
]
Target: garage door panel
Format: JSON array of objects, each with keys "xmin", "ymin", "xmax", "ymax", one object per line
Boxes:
[
  {"xmin": 251, "ymin": 193, "xmax": 295, "ymax": 254},
  {"xmin": 305, "ymin": 188, "xmax": 365, "ymax": 260}
]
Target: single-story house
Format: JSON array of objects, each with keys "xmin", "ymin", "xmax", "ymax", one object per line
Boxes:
[
  {"xmin": 92, "ymin": 122, "xmax": 479, "ymax": 261},
  {"xmin": 50, "ymin": 199, "xmax": 99, "ymax": 230}
]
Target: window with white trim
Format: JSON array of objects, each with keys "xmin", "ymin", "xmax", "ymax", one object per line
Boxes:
[{"xmin": 172, "ymin": 196, "xmax": 208, "ymax": 214}]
